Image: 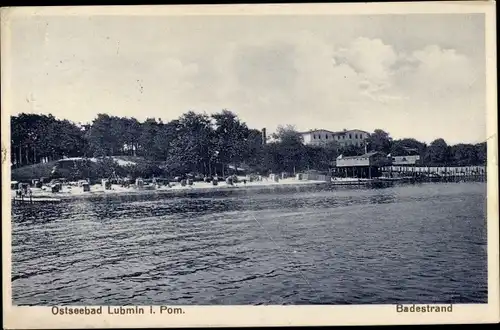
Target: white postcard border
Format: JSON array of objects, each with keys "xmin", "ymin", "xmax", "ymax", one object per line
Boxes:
[{"xmin": 1, "ymin": 2, "xmax": 498, "ymax": 328}]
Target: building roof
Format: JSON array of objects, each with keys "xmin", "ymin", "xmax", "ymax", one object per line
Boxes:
[
  {"xmin": 299, "ymin": 128, "xmax": 370, "ymax": 135},
  {"xmin": 337, "ymin": 151, "xmax": 384, "ymax": 160},
  {"xmin": 393, "ymin": 154, "xmax": 420, "ymax": 158},
  {"xmin": 298, "ymin": 129, "xmax": 337, "ymax": 134}
]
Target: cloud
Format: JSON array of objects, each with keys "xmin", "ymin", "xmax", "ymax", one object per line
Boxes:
[
  {"xmin": 396, "ymin": 45, "xmax": 481, "ymax": 99},
  {"xmin": 9, "ymin": 15, "xmax": 486, "ymax": 144},
  {"xmin": 178, "ymin": 34, "xmax": 484, "ymax": 142},
  {"xmin": 334, "ymin": 37, "xmax": 398, "ymax": 81}
]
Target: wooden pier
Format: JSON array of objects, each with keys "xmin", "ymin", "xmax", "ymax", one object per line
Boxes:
[
  {"xmin": 380, "ymin": 165, "xmax": 486, "ymax": 183},
  {"xmin": 12, "ymin": 196, "xmax": 62, "ymax": 205},
  {"xmin": 332, "ymin": 179, "xmax": 398, "ymax": 188}
]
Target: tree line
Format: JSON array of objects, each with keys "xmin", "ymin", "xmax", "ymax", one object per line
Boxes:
[
  {"xmin": 11, "ymin": 112, "xmax": 487, "ymax": 177},
  {"xmin": 367, "ymin": 129, "xmax": 486, "ymax": 167}
]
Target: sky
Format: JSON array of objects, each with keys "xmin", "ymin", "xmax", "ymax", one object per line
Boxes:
[{"xmin": 7, "ymin": 12, "xmax": 488, "ymax": 145}]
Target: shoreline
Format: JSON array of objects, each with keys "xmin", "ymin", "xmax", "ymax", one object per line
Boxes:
[
  {"xmin": 11, "ymin": 179, "xmax": 331, "ymax": 201},
  {"xmin": 11, "ymin": 177, "xmax": 487, "ymax": 203}
]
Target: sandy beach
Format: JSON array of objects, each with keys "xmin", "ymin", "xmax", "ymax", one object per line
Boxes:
[{"xmin": 11, "ymin": 178, "xmax": 335, "ymax": 201}]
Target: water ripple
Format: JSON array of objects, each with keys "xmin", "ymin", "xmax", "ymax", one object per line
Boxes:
[{"xmin": 11, "ymin": 183, "xmax": 487, "ymax": 305}]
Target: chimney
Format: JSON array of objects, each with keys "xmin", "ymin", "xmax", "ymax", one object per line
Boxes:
[{"xmin": 262, "ymin": 128, "xmax": 267, "ymax": 144}]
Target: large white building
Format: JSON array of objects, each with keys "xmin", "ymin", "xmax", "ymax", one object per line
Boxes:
[{"xmin": 299, "ymin": 129, "xmax": 370, "ymax": 148}]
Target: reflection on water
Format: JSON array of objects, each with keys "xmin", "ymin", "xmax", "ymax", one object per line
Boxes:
[{"xmin": 12, "ymin": 183, "xmax": 487, "ymax": 305}]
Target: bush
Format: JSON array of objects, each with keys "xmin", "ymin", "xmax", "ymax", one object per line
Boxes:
[
  {"xmin": 52, "ymin": 157, "xmax": 122, "ymax": 181},
  {"xmin": 93, "ymin": 157, "xmax": 123, "ymax": 178},
  {"xmin": 122, "ymin": 161, "xmax": 163, "ymax": 179},
  {"xmin": 12, "ymin": 156, "xmax": 166, "ymax": 183},
  {"xmin": 11, "ymin": 161, "xmax": 57, "ymax": 182}
]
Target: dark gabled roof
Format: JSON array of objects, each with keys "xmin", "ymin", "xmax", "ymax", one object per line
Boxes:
[
  {"xmin": 393, "ymin": 154, "xmax": 421, "ymax": 158},
  {"xmin": 363, "ymin": 151, "xmax": 382, "ymax": 157},
  {"xmin": 338, "ymin": 151, "xmax": 385, "ymax": 160}
]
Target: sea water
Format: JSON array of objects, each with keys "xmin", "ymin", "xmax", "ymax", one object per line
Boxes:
[{"xmin": 11, "ymin": 182, "xmax": 487, "ymax": 305}]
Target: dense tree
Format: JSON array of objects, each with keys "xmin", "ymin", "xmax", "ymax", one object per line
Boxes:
[
  {"xmin": 261, "ymin": 142, "xmax": 281, "ymax": 174},
  {"xmin": 11, "ymin": 113, "xmax": 47, "ymax": 165},
  {"xmin": 304, "ymin": 144, "xmax": 336, "ymax": 171},
  {"xmin": 86, "ymin": 114, "xmax": 116, "ymax": 156},
  {"xmin": 54, "ymin": 119, "xmax": 87, "ymax": 158},
  {"xmin": 390, "ymin": 138, "xmax": 427, "ymax": 157},
  {"xmin": 302, "ymin": 141, "xmax": 340, "ymax": 171},
  {"xmin": 270, "ymin": 125, "xmax": 307, "ymax": 173},
  {"xmin": 475, "ymin": 142, "xmax": 487, "ymax": 165},
  {"xmin": 11, "ymin": 112, "xmax": 488, "ymax": 179},
  {"xmin": 367, "ymin": 129, "xmax": 392, "ymax": 154},
  {"xmin": 243, "ymin": 128, "xmax": 265, "ymax": 171},
  {"xmin": 212, "ymin": 110, "xmax": 250, "ymax": 175},
  {"xmin": 11, "ymin": 114, "xmax": 86, "ymax": 166},
  {"xmin": 425, "ymin": 138, "xmax": 450, "ymax": 165},
  {"xmin": 166, "ymin": 112, "xmax": 214, "ymax": 175},
  {"xmin": 339, "ymin": 144, "xmax": 364, "ymax": 157},
  {"xmin": 138, "ymin": 118, "xmax": 161, "ymax": 159},
  {"xmin": 152, "ymin": 120, "xmax": 177, "ymax": 161},
  {"xmin": 450, "ymin": 143, "xmax": 481, "ymax": 166},
  {"xmin": 122, "ymin": 117, "xmax": 141, "ymax": 156}
]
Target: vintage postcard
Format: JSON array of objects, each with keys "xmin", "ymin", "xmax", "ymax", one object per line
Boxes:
[{"xmin": 1, "ymin": 2, "xmax": 498, "ymax": 328}]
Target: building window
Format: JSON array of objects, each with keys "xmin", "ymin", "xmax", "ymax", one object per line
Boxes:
[
  {"xmin": 313, "ymin": 134, "xmax": 316, "ymax": 139},
  {"xmin": 349, "ymin": 134, "xmax": 352, "ymax": 139},
  {"xmin": 326, "ymin": 134, "xmax": 328, "ymax": 139},
  {"xmin": 355, "ymin": 134, "xmax": 358, "ymax": 139}
]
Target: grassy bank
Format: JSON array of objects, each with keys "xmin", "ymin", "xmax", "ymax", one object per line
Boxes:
[
  {"xmin": 11, "ymin": 156, "xmax": 159, "ymax": 183},
  {"xmin": 11, "ymin": 161, "xmax": 57, "ymax": 182}
]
